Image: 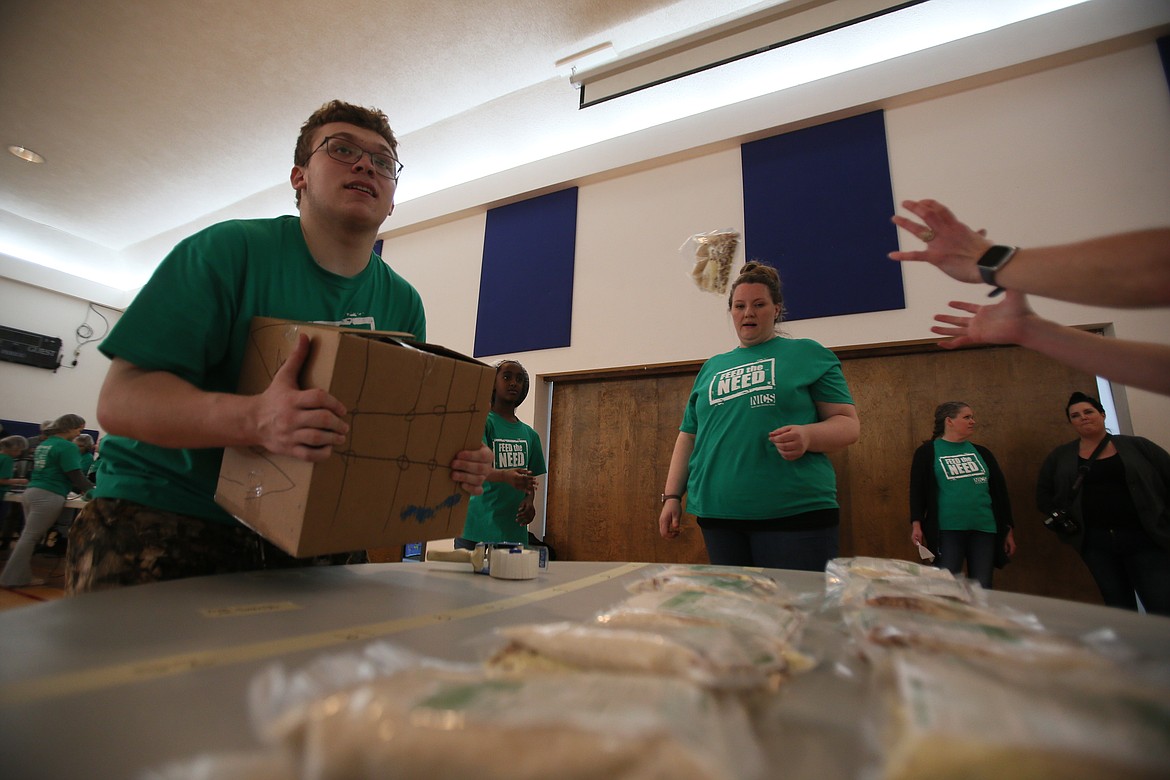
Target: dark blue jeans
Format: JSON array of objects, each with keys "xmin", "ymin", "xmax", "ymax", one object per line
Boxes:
[
  {"xmin": 699, "ymin": 525, "xmax": 839, "ymax": 572},
  {"xmin": 1080, "ymin": 525, "xmax": 1170, "ymax": 616},
  {"xmin": 937, "ymin": 530, "xmax": 996, "ymax": 589}
]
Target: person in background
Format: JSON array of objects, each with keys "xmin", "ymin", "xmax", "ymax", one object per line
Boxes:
[
  {"xmin": 889, "ymin": 199, "xmax": 1170, "ymax": 395},
  {"xmin": 659, "ymin": 262, "xmax": 860, "ymax": 571},
  {"xmin": 85, "ymin": 436, "xmax": 100, "ymax": 485},
  {"xmin": 1, "ymin": 416, "xmax": 93, "ymax": 587},
  {"xmin": 24, "ymin": 420, "xmax": 52, "ymax": 453},
  {"xmin": 14, "ymin": 420, "xmax": 52, "ymax": 480},
  {"xmin": 0, "ymin": 435, "xmax": 30, "ymax": 552},
  {"xmin": 66, "ymin": 100, "xmax": 491, "ymax": 594},
  {"xmin": 456, "ymin": 360, "xmax": 547, "ymax": 549},
  {"xmin": 909, "ymin": 401, "xmax": 1016, "ymax": 589},
  {"xmin": 74, "ymin": 434, "xmax": 96, "ymax": 476},
  {"xmin": 1036, "ymin": 392, "xmax": 1170, "ymax": 615}
]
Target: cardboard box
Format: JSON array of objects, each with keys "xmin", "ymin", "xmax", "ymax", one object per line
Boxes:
[{"xmin": 215, "ymin": 317, "xmax": 495, "ymax": 557}]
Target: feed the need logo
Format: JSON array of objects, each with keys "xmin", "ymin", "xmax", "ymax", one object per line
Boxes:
[
  {"xmin": 494, "ymin": 438, "xmax": 528, "ymax": 469},
  {"xmin": 708, "ymin": 358, "xmax": 776, "ymax": 407},
  {"xmin": 938, "ymin": 453, "xmax": 987, "ymax": 482}
]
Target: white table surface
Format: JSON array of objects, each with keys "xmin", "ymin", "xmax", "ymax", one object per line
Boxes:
[{"xmin": 1, "ymin": 560, "xmax": 1167, "ymax": 779}]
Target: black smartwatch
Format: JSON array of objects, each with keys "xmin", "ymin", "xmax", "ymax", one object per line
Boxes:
[
  {"xmin": 660, "ymin": 493, "xmax": 681, "ymax": 505},
  {"xmin": 976, "ymin": 245, "xmax": 1018, "ymax": 296}
]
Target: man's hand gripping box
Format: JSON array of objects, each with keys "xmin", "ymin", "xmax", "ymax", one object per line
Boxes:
[{"xmin": 215, "ymin": 317, "xmax": 494, "ymax": 557}]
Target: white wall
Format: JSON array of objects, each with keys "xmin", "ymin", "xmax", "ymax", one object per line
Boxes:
[
  {"xmin": 390, "ymin": 40, "xmax": 1170, "ymax": 462},
  {"xmin": 0, "ymin": 279, "xmax": 119, "ymax": 432},
  {"xmin": 2, "ymin": 37, "xmax": 1168, "ymax": 475}
]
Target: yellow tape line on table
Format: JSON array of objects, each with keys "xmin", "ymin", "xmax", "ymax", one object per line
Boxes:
[{"xmin": 0, "ymin": 562, "xmax": 649, "ymax": 706}]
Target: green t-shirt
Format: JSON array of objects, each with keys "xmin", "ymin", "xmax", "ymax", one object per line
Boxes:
[
  {"xmin": 95, "ymin": 215, "xmax": 427, "ymax": 524},
  {"xmin": 932, "ymin": 439, "xmax": 996, "ymax": 533},
  {"xmin": 681, "ymin": 337, "xmax": 854, "ymax": 520},
  {"xmin": 461, "ymin": 411, "xmax": 547, "ymax": 545},
  {"xmin": 28, "ymin": 436, "xmax": 83, "ymax": 497}
]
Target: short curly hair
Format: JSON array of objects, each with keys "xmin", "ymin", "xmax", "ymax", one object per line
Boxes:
[{"xmin": 293, "ymin": 100, "xmax": 398, "ymax": 206}]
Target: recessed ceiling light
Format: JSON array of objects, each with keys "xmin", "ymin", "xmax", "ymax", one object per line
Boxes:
[{"xmin": 7, "ymin": 145, "xmax": 45, "ymax": 164}]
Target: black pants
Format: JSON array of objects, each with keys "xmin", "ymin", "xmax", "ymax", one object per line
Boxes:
[{"xmin": 1081, "ymin": 525, "xmax": 1170, "ymax": 615}]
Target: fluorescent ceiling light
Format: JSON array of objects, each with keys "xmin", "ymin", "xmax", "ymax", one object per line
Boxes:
[
  {"xmin": 395, "ymin": 0, "xmax": 1093, "ymax": 207},
  {"xmin": 570, "ymin": 0, "xmax": 1092, "ymax": 107}
]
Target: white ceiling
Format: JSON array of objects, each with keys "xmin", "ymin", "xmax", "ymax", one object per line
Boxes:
[
  {"xmin": 2, "ymin": 0, "xmax": 1167, "ymax": 303},
  {"xmin": 2, "ymin": 0, "xmax": 732, "ymax": 282}
]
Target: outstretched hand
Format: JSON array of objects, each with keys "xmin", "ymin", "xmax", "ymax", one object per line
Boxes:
[
  {"xmin": 254, "ymin": 332, "xmax": 349, "ymax": 461},
  {"xmin": 930, "ymin": 290, "xmax": 1035, "ymax": 349},
  {"xmin": 889, "ymin": 199, "xmax": 993, "ymax": 284}
]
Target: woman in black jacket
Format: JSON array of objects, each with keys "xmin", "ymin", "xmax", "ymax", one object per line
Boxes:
[
  {"xmin": 909, "ymin": 401, "xmax": 1016, "ymax": 588},
  {"xmin": 1037, "ymin": 392, "xmax": 1170, "ymax": 615}
]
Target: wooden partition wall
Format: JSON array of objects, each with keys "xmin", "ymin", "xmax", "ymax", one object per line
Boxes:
[{"xmin": 544, "ymin": 337, "xmax": 1108, "ymax": 604}]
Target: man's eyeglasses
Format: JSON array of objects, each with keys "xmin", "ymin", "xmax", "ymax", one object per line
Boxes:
[{"xmin": 312, "ymin": 136, "xmax": 403, "ymax": 181}]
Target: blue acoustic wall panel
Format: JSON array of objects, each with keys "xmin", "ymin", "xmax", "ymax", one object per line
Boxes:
[
  {"xmin": 741, "ymin": 110, "xmax": 903, "ymax": 321},
  {"xmin": 474, "ymin": 187, "xmax": 578, "ymax": 357}
]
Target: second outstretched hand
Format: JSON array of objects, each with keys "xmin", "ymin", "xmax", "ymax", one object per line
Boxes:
[
  {"xmin": 929, "ymin": 291, "xmax": 1170, "ymax": 395},
  {"xmin": 930, "ymin": 290, "xmax": 1035, "ymax": 349}
]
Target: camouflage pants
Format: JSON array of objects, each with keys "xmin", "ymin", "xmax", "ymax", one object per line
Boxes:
[{"xmin": 65, "ymin": 498, "xmax": 363, "ymax": 594}]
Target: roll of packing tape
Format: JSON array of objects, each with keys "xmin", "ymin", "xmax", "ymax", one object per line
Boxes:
[{"xmin": 489, "ymin": 547, "xmax": 539, "ymax": 580}]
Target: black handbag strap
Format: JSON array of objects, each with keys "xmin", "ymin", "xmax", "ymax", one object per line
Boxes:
[{"xmin": 1070, "ymin": 434, "xmax": 1112, "ymax": 496}]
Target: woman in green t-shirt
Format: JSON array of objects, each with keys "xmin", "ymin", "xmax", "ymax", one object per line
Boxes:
[
  {"xmin": 0, "ymin": 414, "xmax": 94, "ymax": 587},
  {"xmin": 909, "ymin": 401, "xmax": 1016, "ymax": 589},
  {"xmin": 658, "ymin": 262, "xmax": 860, "ymax": 571}
]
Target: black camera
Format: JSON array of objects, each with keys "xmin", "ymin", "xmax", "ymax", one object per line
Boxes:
[{"xmin": 1044, "ymin": 509, "xmax": 1080, "ymax": 536}]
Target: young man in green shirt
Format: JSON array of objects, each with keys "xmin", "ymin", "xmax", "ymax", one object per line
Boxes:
[{"xmin": 66, "ymin": 100, "xmax": 491, "ymax": 592}]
